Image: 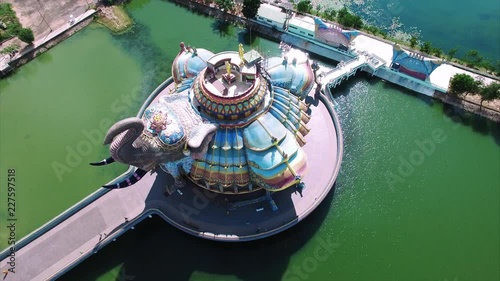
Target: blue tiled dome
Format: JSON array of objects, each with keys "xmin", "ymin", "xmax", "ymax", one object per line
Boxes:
[
  {"xmin": 172, "ymin": 43, "xmax": 214, "ymax": 84},
  {"xmin": 267, "ymin": 58, "xmax": 314, "ymax": 99}
]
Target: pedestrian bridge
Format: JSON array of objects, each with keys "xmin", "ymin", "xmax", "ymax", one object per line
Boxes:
[{"xmin": 317, "ymin": 51, "xmax": 385, "ymax": 90}]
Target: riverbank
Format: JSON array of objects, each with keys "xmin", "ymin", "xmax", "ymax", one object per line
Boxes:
[
  {"xmin": 0, "ymin": 2, "xmax": 135, "ymax": 77},
  {"xmin": 1, "ymin": 10, "xmax": 96, "ymax": 77},
  {"xmin": 95, "ymin": 5, "xmax": 133, "ymax": 33},
  {"xmin": 7, "ymin": 0, "xmax": 91, "ymax": 41}
]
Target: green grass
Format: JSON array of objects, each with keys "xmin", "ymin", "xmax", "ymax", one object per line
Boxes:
[
  {"xmin": 0, "ymin": 43, "xmax": 19, "ymax": 54},
  {"xmin": 0, "ymin": 3, "xmax": 23, "ymax": 42}
]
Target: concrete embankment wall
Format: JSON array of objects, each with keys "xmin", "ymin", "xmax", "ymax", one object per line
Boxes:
[
  {"xmin": 364, "ymin": 67, "xmax": 500, "ymax": 122},
  {"xmin": 4, "ymin": 12, "xmax": 95, "ymax": 75},
  {"xmin": 433, "ymin": 91, "xmax": 500, "ymax": 122}
]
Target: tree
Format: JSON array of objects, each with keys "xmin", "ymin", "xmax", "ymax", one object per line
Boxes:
[
  {"xmin": 480, "ymin": 59, "xmax": 494, "ymax": 72},
  {"xmin": 242, "ymin": 0, "xmax": 260, "ymax": 19},
  {"xmin": 350, "ymin": 15, "xmax": 363, "ymax": 29},
  {"xmin": 420, "ymin": 41, "xmax": 432, "ymax": 54},
  {"xmin": 324, "ymin": 8, "xmax": 336, "ymax": 21},
  {"xmin": 297, "ymin": 0, "xmax": 313, "ymax": 14},
  {"xmin": 495, "ymin": 60, "xmax": 500, "ymax": 76},
  {"xmin": 448, "ymin": 73, "xmax": 481, "ymax": 96},
  {"xmin": 18, "ymin": 27, "xmax": 34, "ymax": 44},
  {"xmin": 463, "ymin": 49, "xmax": 483, "ymax": 67},
  {"xmin": 447, "ymin": 47, "xmax": 459, "ymax": 60},
  {"xmin": 409, "ymin": 36, "xmax": 418, "ymax": 48},
  {"xmin": 216, "ymin": 0, "xmax": 234, "ymax": 13},
  {"xmin": 432, "ymin": 47, "xmax": 442, "ymax": 58},
  {"xmin": 364, "ymin": 25, "xmax": 380, "ymax": 35},
  {"xmin": 337, "ymin": 7, "xmax": 363, "ymax": 29},
  {"xmin": 337, "ymin": 7, "xmax": 349, "ymax": 20},
  {"xmin": 315, "ymin": 4, "xmax": 322, "ymax": 16},
  {"xmin": 479, "ymin": 82, "xmax": 500, "ymax": 108}
]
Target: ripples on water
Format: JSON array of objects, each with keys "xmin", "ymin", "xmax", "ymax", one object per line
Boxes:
[
  {"xmin": 309, "ymin": 0, "xmax": 420, "ymax": 40},
  {"xmin": 309, "ymin": 0, "xmax": 499, "ymax": 60}
]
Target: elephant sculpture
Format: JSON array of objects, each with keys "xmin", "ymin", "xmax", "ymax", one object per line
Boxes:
[
  {"xmin": 91, "ymin": 93, "xmax": 218, "ymax": 190},
  {"xmin": 92, "ymin": 42, "xmax": 316, "ymax": 195}
]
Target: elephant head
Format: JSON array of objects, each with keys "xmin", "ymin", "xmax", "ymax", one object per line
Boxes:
[{"xmin": 91, "ymin": 94, "xmax": 218, "ymax": 189}]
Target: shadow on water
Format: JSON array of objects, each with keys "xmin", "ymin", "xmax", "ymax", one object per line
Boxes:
[
  {"xmin": 117, "ymin": 23, "xmax": 170, "ymax": 88},
  {"xmin": 211, "ymin": 19, "xmax": 233, "ymax": 38},
  {"xmin": 352, "ymin": 72, "xmax": 434, "ymax": 106},
  {"xmin": 166, "ymin": 0, "xmax": 210, "ymax": 18},
  {"xmin": 490, "ymin": 121, "xmax": 500, "ymax": 146},
  {"xmin": 378, "ymin": 77, "xmax": 435, "ymax": 106},
  {"xmin": 60, "ymin": 181, "xmax": 337, "ymax": 281},
  {"xmin": 37, "ymin": 51, "xmax": 54, "ymax": 64},
  {"xmin": 442, "ymin": 103, "xmax": 500, "ymax": 145},
  {"xmin": 127, "ymin": 0, "xmax": 151, "ymax": 11},
  {"xmin": 330, "ymin": 71, "xmax": 500, "ymax": 146},
  {"xmin": 327, "ymin": 76, "xmax": 360, "ymax": 99},
  {"xmin": 237, "ymin": 29, "xmax": 258, "ymax": 46}
]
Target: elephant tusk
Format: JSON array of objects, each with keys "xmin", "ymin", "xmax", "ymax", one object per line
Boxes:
[
  {"xmin": 102, "ymin": 168, "xmax": 148, "ymax": 189},
  {"xmin": 89, "ymin": 157, "xmax": 115, "ymax": 166}
]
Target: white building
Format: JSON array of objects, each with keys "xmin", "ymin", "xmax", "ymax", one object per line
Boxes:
[
  {"xmin": 288, "ymin": 14, "xmax": 315, "ymax": 39},
  {"xmin": 256, "ymin": 4, "xmax": 287, "ymax": 29}
]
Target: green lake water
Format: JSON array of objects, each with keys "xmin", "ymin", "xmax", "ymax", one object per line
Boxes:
[
  {"xmin": 0, "ymin": 25, "xmax": 140, "ymax": 248},
  {"xmin": 331, "ymin": 0, "xmax": 500, "ymax": 61},
  {"xmin": 0, "ymin": 0, "xmax": 499, "ymax": 280}
]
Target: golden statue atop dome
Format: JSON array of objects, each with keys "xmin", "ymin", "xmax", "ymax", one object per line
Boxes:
[
  {"xmin": 225, "ymin": 61, "xmax": 232, "ymax": 75},
  {"xmin": 238, "ymin": 43, "xmax": 245, "ymax": 65}
]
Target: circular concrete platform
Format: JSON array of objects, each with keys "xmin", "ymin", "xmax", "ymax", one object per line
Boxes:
[{"xmin": 135, "ymin": 79, "xmax": 344, "ymax": 241}]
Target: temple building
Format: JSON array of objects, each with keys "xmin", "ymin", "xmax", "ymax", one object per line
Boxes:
[
  {"xmin": 90, "ymin": 41, "xmax": 343, "ymax": 242},
  {"xmin": 170, "ymin": 43, "xmax": 314, "ymax": 194}
]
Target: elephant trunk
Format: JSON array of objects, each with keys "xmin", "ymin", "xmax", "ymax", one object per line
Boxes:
[
  {"xmin": 89, "ymin": 157, "xmax": 115, "ymax": 166},
  {"xmin": 104, "ymin": 117, "xmax": 145, "ymax": 165}
]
